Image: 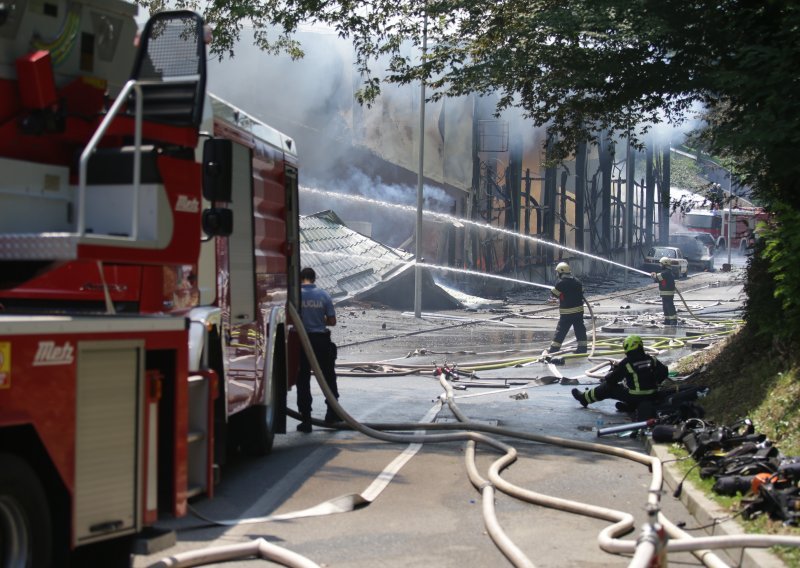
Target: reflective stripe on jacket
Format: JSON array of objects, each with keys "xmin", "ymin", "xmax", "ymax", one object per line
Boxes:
[
  {"xmin": 604, "ymin": 352, "xmax": 668, "ymax": 395},
  {"xmin": 625, "ymin": 361, "xmax": 658, "ymax": 395}
]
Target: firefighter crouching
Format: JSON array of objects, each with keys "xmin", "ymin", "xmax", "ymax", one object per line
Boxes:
[
  {"xmin": 652, "ymin": 257, "xmax": 678, "ymax": 326},
  {"xmin": 571, "ymin": 335, "xmax": 668, "ymax": 419},
  {"xmin": 547, "ymin": 261, "xmax": 588, "ymax": 354}
]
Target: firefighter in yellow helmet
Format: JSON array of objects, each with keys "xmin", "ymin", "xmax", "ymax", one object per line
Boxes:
[
  {"xmin": 651, "ymin": 257, "xmax": 678, "ymax": 325},
  {"xmin": 571, "ymin": 334, "xmax": 668, "ymax": 419},
  {"xmin": 547, "ymin": 261, "xmax": 587, "ymax": 354}
]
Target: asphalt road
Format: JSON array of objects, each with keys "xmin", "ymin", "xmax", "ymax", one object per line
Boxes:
[{"xmin": 133, "ymin": 256, "xmax": 774, "ymax": 568}]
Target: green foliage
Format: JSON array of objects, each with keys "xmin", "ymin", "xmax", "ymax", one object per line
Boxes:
[
  {"xmin": 743, "ymin": 242, "xmax": 784, "ymax": 341},
  {"xmin": 669, "ymin": 154, "xmax": 707, "ymax": 193},
  {"xmin": 756, "ymin": 205, "xmax": 800, "ymax": 343}
]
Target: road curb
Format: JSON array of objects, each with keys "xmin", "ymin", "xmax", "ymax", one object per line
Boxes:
[{"xmin": 647, "ymin": 439, "xmax": 787, "ymax": 567}]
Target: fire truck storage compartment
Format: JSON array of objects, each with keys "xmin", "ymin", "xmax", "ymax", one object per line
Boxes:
[
  {"xmin": 74, "ymin": 340, "xmax": 144, "ymax": 546},
  {"xmin": 228, "ymin": 141, "xmax": 256, "ymax": 324},
  {"xmin": 186, "ymin": 372, "xmax": 212, "ymax": 498},
  {"xmin": 0, "ymin": 157, "xmax": 72, "ymax": 233},
  {"xmin": 0, "ymin": 152, "xmax": 167, "ymax": 243}
]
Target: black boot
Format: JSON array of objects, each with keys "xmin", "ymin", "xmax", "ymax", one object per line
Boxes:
[
  {"xmin": 571, "ymin": 388, "xmax": 588, "ymax": 408},
  {"xmin": 615, "ymin": 401, "xmax": 633, "ymax": 413},
  {"xmin": 297, "ymin": 416, "xmax": 312, "ymax": 433}
]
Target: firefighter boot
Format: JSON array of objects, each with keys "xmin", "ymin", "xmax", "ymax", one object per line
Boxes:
[
  {"xmin": 616, "ymin": 401, "xmax": 634, "ymax": 413},
  {"xmin": 297, "ymin": 416, "xmax": 312, "ymax": 433},
  {"xmin": 324, "ymin": 405, "xmax": 340, "ymax": 424},
  {"xmin": 571, "ymin": 388, "xmax": 588, "ymax": 408}
]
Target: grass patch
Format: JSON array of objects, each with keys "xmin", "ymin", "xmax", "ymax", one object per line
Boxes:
[{"xmin": 671, "ymin": 324, "xmax": 800, "ymax": 565}]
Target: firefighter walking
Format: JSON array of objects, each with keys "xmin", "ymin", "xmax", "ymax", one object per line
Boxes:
[
  {"xmin": 547, "ymin": 262, "xmax": 588, "ymax": 354},
  {"xmin": 652, "ymin": 257, "xmax": 678, "ymax": 325},
  {"xmin": 571, "ymin": 335, "xmax": 669, "ymax": 419}
]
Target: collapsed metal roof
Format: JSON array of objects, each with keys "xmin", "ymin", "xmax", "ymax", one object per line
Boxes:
[{"xmin": 299, "ymin": 210, "xmax": 463, "ymax": 310}]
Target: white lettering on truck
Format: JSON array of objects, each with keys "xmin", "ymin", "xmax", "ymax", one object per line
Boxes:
[
  {"xmin": 175, "ymin": 195, "xmax": 200, "ymax": 213},
  {"xmin": 33, "ymin": 341, "xmax": 75, "ymax": 366}
]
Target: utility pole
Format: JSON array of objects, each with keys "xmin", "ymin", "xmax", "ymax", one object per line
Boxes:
[
  {"xmin": 726, "ymin": 169, "xmax": 733, "ymax": 268},
  {"xmin": 414, "ymin": 6, "xmax": 428, "ymax": 318}
]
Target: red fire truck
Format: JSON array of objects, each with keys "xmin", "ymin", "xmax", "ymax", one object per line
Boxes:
[
  {"xmin": 675, "ymin": 206, "xmax": 768, "ymax": 254},
  {"xmin": 0, "ymin": 4, "xmax": 299, "ymax": 566}
]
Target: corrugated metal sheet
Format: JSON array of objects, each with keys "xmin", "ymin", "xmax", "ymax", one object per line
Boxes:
[
  {"xmin": 300, "ymin": 210, "xmax": 502, "ymax": 310},
  {"xmin": 299, "ymin": 210, "xmax": 462, "ymax": 309},
  {"xmin": 300, "ymin": 210, "xmax": 413, "ymax": 300}
]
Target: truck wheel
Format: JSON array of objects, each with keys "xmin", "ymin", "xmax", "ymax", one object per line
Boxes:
[
  {"xmin": 243, "ymin": 375, "xmax": 278, "ymax": 456},
  {"xmin": 0, "ymin": 453, "xmax": 52, "ymax": 568}
]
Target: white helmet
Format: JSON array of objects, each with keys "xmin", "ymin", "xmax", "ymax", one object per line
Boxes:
[
  {"xmin": 659, "ymin": 257, "xmax": 671, "ymax": 267},
  {"xmin": 555, "ymin": 262, "xmax": 571, "ymax": 275}
]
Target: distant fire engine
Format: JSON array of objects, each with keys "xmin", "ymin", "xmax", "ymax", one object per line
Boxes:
[
  {"xmin": 673, "ymin": 206, "xmax": 768, "ymax": 253},
  {"xmin": 0, "ymin": 3, "xmax": 300, "ymax": 566}
]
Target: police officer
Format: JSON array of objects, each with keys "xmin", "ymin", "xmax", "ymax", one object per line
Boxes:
[
  {"xmin": 296, "ymin": 267, "xmax": 339, "ymax": 433},
  {"xmin": 652, "ymin": 257, "xmax": 678, "ymax": 325},
  {"xmin": 547, "ymin": 261, "xmax": 588, "ymax": 354},
  {"xmin": 571, "ymin": 334, "xmax": 668, "ymax": 419}
]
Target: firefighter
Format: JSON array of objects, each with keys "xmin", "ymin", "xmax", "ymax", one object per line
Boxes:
[
  {"xmin": 547, "ymin": 261, "xmax": 588, "ymax": 354},
  {"xmin": 571, "ymin": 334, "xmax": 668, "ymax": 418},
  {"xmin": 296, "ymin": 267, "xmax": 339, "ymax": 433},
  {"xmin": 651, "ymin": 257, "xmax": 678, "ymax": 325}
]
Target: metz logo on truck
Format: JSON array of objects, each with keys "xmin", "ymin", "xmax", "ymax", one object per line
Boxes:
[
  {"xmin": 33, "ymin": 341, "xmax": 75, "ymax": 366},
  {"xmin": 175, "ymin": 195, "xmax": 200, "ymax": 213}
]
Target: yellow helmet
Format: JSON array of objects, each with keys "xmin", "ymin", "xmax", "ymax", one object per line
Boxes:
[
  {"xmin": 659, "ymin": 257, "xmax": 671, "ymax": 267},
  {"xmin": 623, "ymin": 334, "xmax": 643, "ymax": 353},
  {"xmin": 555, "ymin": 262, "xmax": 571, "ymax": 275}
]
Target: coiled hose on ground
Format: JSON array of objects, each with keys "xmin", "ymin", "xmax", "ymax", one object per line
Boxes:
[{"xmin": 150, "ymin": 303, "xmax": 800, "ymax": 568}]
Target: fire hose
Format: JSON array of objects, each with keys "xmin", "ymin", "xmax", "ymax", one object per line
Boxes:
[{"xmin": 149, "ymin": 302, "xmax": 800, "ymax": 568}]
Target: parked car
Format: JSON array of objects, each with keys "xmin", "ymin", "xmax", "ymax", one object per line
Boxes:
[
  {"xmin": 685, "ymin": 232, "xmax": 716, "ymax": 256},
  {"xmin": 670, "ymin": 233, "xmax": 715, "ymax": 272},
  {"xmin": 642, "ymin": 246, "xmax": 689, "ymax": 278}
]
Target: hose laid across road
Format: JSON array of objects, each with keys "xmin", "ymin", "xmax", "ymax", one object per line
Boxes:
[{"xmin": 150, "ymin": 303, "xmax": 800, "ymax": 568}]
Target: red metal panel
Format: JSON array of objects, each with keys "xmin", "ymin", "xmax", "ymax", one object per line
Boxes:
[
  {"xmin": 0, "ymin": 333, "xmax": 78, "ymax": 490},
  {"xmin": 0, "ymin": 323, "xmax": 190, "ymax": 523},
  {"xmin": 0, "ymin": 78, "xmax": 20, "ymax": 123},
  {"xmin": 15, "ymin": 51, "xmax": 57, "ymax": 110},
  {"xmin": 105, "ymin": 115, "xmax": 200, "ymax": 151},
  {"xmin": 0, "ymin": 262, "xmax": 142, "ymax": 303}
]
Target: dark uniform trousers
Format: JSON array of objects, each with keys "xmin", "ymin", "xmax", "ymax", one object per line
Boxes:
[
  {"xmin": 584, "ymin": 380, "xmax": 654, "ymax": 408},
  {"xmin": 549, "ymin": 312, "xmax": 588, "ymax": 352},
  {"xmin": 661, "ymin": 294, "xmax": 678, "ymax": 325},
  {"xmin": 578, "ymin": 356, "xmax": 665, "ymax": 419},
  {"xmin": 297, "ymin": 331, "xmax": 339, "ymax": 420}
]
